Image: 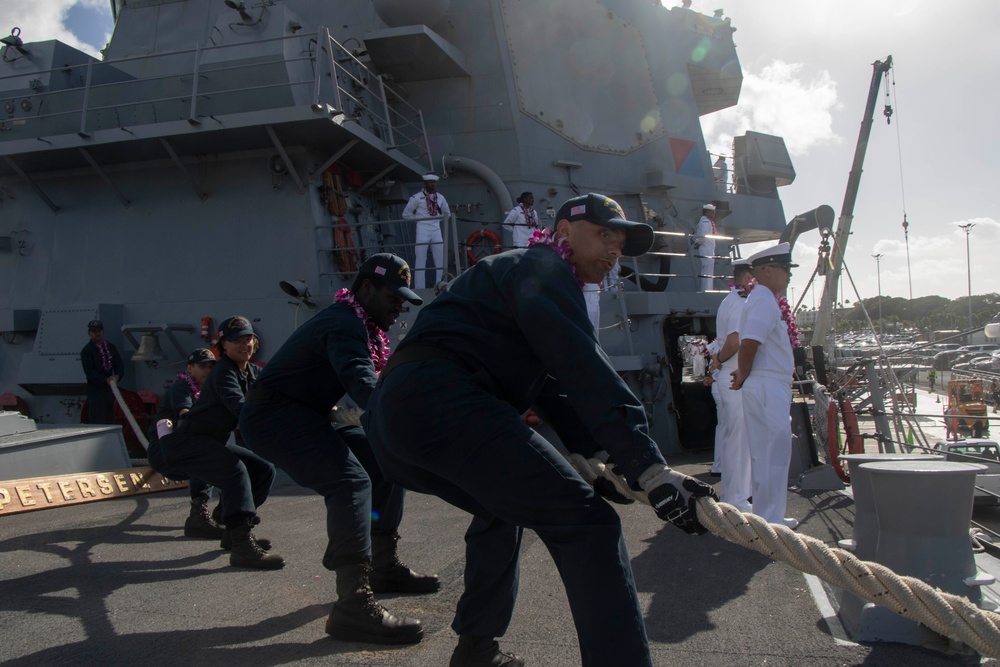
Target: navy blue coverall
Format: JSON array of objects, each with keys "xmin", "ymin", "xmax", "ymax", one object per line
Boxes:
[
  {"xmin": 80, "ymin": 340, "xmax": 124, "ymax": 425},
  {"xmin": 238, "ymin": 302, "xmax": 405, "ymax": 569},
  {"xmin": 363, "ymin": 244, "xmax": 666, "ymax": 667},
  {"xmin": 147, "ymin": 378, "xmax": 212, "ymax": 504},
  {"xmin": 148, "ymin": 355, "xmax": 274, "ymax": 527}
]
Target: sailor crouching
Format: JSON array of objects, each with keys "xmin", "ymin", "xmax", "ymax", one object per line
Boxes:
[{"xmin": 147, "ymin": 317, "xmax": 284, "ymax": 570}]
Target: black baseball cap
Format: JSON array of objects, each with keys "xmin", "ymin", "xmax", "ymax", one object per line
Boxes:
[
  {"xmin": 186, "ymin": 348, "xmax": 217, "ymax": 365},
  {"xmin": 555, "ymin": 193, "xmax": 654, "ymax": 257},
  {"xmin": 357, "ymin": 253, "xmax": 423, "ymax": 305},
  {"xmin": 87, "ymin": 319, "xmax": 104, "ymax": 332},
  {"xmin": 217, "ymin": 316, "xmax": 256, "ymax": 341}
]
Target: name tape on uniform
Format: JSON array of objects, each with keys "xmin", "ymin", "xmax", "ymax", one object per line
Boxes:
[{"xmin": 0, "ymin": 467, "xmax": 189, "ymax": 516}]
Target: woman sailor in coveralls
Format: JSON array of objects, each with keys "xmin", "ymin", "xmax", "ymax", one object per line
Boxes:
[
  {"xmin": 146, "ymin": 348, "xmax": 223, "ymax": 539},
  {"xmin": 147, "ymin": 317, "xmax": 282, "ymax": 570},
  {"xmin": 364, "ymin": 193, "xmax": 717, "ymax": 667}
]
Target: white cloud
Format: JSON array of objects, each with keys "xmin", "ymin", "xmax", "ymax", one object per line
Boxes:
[
  {"xmin": 0, "ymin": 0, "xmax": 107, "ymax": 57},
  {"xmin": 703, "ymin": 60, "xmax": 842, "ymax": 157}
]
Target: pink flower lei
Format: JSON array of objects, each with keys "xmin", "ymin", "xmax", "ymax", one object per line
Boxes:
[
  {"xmin": 728, "ymin": 276, "xmax": 755, "ymax": 298},
  {"xmin": 177, "ymin": 371, "xmax": 200, "ymax": 400},
  {"xmin": 527, "ymin": 228, "xmax": 583, "ymax": 287},
  {"xmin": 335, "ymin": 288, "xmax": 391, "ymax": 373},
  {"xmin": 777, "ymin": 295, "xmax": 801, "ymax": 348},
  {"xmin": 96, "ymin": 339, "xmax": 113, "ymax": 373}
]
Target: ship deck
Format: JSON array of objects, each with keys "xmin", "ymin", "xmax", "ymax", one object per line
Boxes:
[{"xmin": 1, "ymin": 445, "xmax": 983, "ymax": 666}]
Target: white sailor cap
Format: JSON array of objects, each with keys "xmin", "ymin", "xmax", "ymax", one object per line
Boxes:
[
  {"xmin": 732, "ymin": 258, "xmax": 750, "ymax": 266},
  {"xmin": 422, "ymin": 173, "xmax": 440, "ymax": 182},
  {"xmin": 702, "ymin": 203, "xmax": 716, "ymax": 211},
  {"xmin": 747, "ymin": 241, "xmax": 798, "ymax": 268}
]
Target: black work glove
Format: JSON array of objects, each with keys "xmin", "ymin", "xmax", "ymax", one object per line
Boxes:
[
  {"xmin": 565, "ymin": 452, "xmax": 636, "ymax": 505},
  {"xmin": 639, "ymin": 465, "xmax": 718, "ymax": 535}
]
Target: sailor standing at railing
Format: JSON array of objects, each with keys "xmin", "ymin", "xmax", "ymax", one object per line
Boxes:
[
  {"xmin": 692, "ymin": 203, "xmax": 717, "ymax": 292},
  {"xmin": 402, "ymin": 173, "xmax": 451, "ymax": 289},
  {"xmin": 501, "ymin": 191, "xmax": 539, "ymax": 248},
  {"xmin": 730, "ymin": 242, "xmax": 799, "ymax": 528}
]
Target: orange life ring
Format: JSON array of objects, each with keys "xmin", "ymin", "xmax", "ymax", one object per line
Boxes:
[
  {"xmin": 466, "ymin": 229, "xmax": 502, "ymax": 265},
  {"xmin": 825, "ymin": 400, "xmax": 850, "ymax": 483},
  {"xmin": 840, "ymin": 398, "xmax": 864, "ymax": 454}
]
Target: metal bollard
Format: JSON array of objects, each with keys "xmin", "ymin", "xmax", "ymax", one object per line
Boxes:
[
  {"xmin": 839, "ymin": 460, "xmax": 990, "ymax": 653},
  {"xmin": 837, "ymin": 453, "xmax": 943, "ymax": 560}
]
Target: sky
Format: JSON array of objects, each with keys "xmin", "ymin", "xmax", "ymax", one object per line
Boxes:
[
  {"xmin": 2, "ymin": 0, "xmax": 998, "ymax": 307},
  {"xmin": 681, "ymin": 0, "xmax": 1000, "ymax": 309}
]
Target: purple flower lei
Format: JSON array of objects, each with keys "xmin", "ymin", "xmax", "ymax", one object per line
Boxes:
[
  {"xmin": 527, "ymin": 228, "xmax": 583, "ymax": 287},
  {"xmin": 335, "ymin": 288, "xmax": 391, "ymax": 373},
  {"xmin": 777, "ymin": 295, "xmax": 801, "ymax": 348},
  {"xmin": 177, "ymin": 371, "xmax": 200, "ymax": 401},
  {"xmin": 96, "ymin": 339, "xmax": 113, "ymax": 373}
]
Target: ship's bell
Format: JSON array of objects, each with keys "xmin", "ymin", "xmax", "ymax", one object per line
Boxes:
[{"xmin": 131, "ymin": 334, "xmax": 166, "ymax": 361}]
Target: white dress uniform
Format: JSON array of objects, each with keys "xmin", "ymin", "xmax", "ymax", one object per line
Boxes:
[
  {"xmin": 501, "ymin": 203, "xmax": 539, "ymax": 248},
  {"xmin": 402, "ymin": 178, "xmax": 451, "ymax": 289},
  {"xmin": 706, "ymin": 338, "xmax": 723, "ymax": 475},
  {"xmin": 687, "ymin": 340, "xmax": 706, "ymax": 378},
  {"xmin": 738, "ymin": 280, "xmax": 795, "ymax": 524},
  {"xmin": 715, "ymin": 283, "xmax": 752, "ymax": 511},
  {"xmin": 692, "ymin": 204, "xmax": 717, "ymax": 292}
]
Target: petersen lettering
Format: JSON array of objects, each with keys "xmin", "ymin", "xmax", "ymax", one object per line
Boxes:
[{"xmin": 0, "ymin": 468, "xmax": 187, "ymax": 515}]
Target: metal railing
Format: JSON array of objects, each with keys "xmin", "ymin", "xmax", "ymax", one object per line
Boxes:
[{"xmin": 0, "ymin": 27, "xmax": 428, "ymax": 165}]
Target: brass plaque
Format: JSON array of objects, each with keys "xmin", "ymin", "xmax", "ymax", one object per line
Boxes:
[{"xmin": 0, "ymin": 468, "xmax": 188, "ymax": 515}]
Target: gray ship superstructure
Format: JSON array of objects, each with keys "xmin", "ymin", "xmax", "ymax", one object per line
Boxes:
[{"xmin": 0, "ymin": 0, "xmax": 798, "ymax": 457}]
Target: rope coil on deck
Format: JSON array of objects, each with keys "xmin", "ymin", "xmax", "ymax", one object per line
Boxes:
[{"xmin": 570, "ymin": 454, "xmax": 1000, "ymax": 657}]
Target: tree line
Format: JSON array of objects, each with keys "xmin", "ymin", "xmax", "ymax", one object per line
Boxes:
[{"xmin": 800, "ymin": 293, "xmax": 1000, "ymax": 333}]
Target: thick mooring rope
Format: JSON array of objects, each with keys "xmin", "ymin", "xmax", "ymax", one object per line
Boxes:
[
  {"xmin": 696, "ymin": 497, "xmax": 1000, "ymax": 658},
  {"xmin": 569, "ymin": 454, "xmax": 1000, "ymax": 657}
]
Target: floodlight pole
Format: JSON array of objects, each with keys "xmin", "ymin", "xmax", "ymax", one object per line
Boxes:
[
  {"xmin": 872, "ymin": 253, "xmax": 883, "ymax": 338},
  {"xmin": 959, "ymin": 223, "xmax": 975, "ymax": 330}
]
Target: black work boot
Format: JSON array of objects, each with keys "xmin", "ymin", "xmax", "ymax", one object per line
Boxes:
[
  {"xmin": 220, "ymin": 515, "xmax": 272, "ymax": 551},
  {"xmin": 370, "ymin": 533, "xmax": 441, "ymax": 594},
  {"xmin": 227, "ymin": 518, "xmax": 284, "ymax": 570},
  {"xmin": 184, "ymin": 498, "xmax": 224, "ymax": 539},
  {"xmin": 450, "ymin": 635, "xmax": 525, "ymax": 667},
  {"xmin": 325, "ymin": 563, "xmax": 423, "ymax": 645}
]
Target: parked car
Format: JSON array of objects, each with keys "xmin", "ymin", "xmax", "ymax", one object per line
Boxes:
[
  {"xmin": 933, "ymin": 349, "xmax": 964, "ymax": 370},
  {"xmin": 952, "ymin": 356, "xmax": 996, "ymax": 372},
  {"xmin": 958, "ymin": 344, "xmax": 1000, "ymax": 355},
  {"xmin": 931, "ymin": 438, "xmax": 1000, "ymax": 505}
]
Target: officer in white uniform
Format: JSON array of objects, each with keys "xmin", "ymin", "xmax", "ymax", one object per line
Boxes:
[
  {"xmin": 692, "ymin": 203, "xmax": 717, "ymax": 292},
  {"xmin": 712, "ymin": 259, "xmax": 753, "ymax": 511},
  {"xmin": 501, "ymin": 191, "xmax": 539, "ymax": 248},
  {"xmin": 705, "ymin": 337, "xmax": 723, "ymax": 476},
  {"xmin": 731, "ymin": 243, "xmax": 798, "ymax": 527},
  {"xmin": 402, "ymin": 173, "xmax": 452, "ymax": 289}
]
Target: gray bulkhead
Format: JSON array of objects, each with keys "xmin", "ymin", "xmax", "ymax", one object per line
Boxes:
[{"xmin": 0, "ymin": 0, "xmax": 795, "ymax": 455}]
